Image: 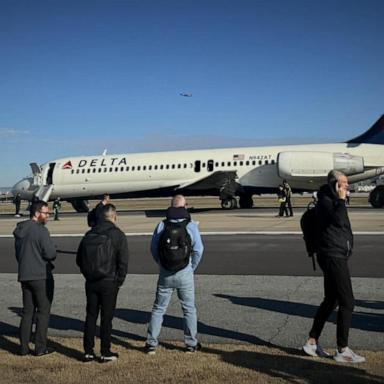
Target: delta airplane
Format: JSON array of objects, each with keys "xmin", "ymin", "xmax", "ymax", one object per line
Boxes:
[{"xmin": 12, "ymin": 115, "xmax": 384, "ymax": 211}]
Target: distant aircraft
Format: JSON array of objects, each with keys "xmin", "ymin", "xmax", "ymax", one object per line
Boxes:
[
  {"xmin": 12, "ymin": 115, "xmax": 384, "ymax": 211},
  {"xmin": 180, "ymin": 93, "xmax": 192, "ymax": 97}
]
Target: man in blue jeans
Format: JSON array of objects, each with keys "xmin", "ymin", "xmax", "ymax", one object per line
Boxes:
[{"xmin": 145, "ymin": 195, "xmax": 204, "ymax": 354}]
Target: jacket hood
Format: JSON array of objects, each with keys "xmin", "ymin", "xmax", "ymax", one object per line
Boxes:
[
  {"xmin": 318, "ymin": 183, "xmax": 338, "ymax": 201},
  {"xmin": 13, "ymin": 220, "xmax": 39, "ymax": 239},
  {"xmin": 166, "ymin": 207, "xmax": 191, "ymax": 221}
]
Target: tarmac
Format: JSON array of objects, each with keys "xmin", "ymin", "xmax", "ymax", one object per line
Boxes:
[{"xmin": 0, "ymin": 202, "xmax": 383, "ymax": 351}]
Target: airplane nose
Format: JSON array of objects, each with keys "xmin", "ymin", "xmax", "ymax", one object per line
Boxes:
[{"xmin": 12, "ymin": 178, "xmax": 32, "ymax": 198}]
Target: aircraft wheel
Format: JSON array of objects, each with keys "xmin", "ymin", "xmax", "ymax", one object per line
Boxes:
[
  {"xmin": 70, "ymin": 199, "xmax": 90, "ymax": 213},
  {"xmin": 221, "ymin": 197, "xmax": 237, "ymax": 210},
  {"xmin": 369, "ymin": 185, "xmax": 384, "ymax": 208}
]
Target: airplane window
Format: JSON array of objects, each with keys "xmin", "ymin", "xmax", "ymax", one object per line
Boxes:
[
  {"xmin": 93, "ymin": 168, "xmax": 96, "ymax": 173},
  {"xmin": 132, "ymin": 166, "xmax": 135, "ymax": 171},
  {"xmin": 239, "ymin": 161, "xmax": 243, "ymax": 166},
  {"xmin": 271, "ymin": 160, "xmax": 275, "ymax": 164},
  {"xmin": 252, "ymin": 161, "xmax": 256, "ymax": 166},
  {"xmin": 119, "ymin": 167, "xmax": 123, "ymax": 171},
  {"xmin": 143, "ymin": 166, "xmax": 146, "ymax": 171},
  {"xmin": 234, "ymin": 161, "xmax": 237, "ymax": 166},
  {"xmin": 215, "ymin": 162, "xmax": 219, "ymax": 167},
  {"xmin": 221, "ymin": 162, "xmax": 225, "ymax": 167},
  {"xmin": 98, "ymin": 168, "xmax": 102, "ymax": 173},
  {"xmin": 104, "ymin": 168, "xmax": 107, "ymax": 173},
  {"xmin": 171, "ymin": 164, "xmax": 175, "ymax": 169},
  {"xmin": 71, "ymin": 170, "xmax": 74, "ymax": 174},
  {"xmin": 183, "ymin": 164, "xmax": 187, "ymax": 169},
  {"xmin": 110, "ymin": 167, "xmax": 113, "ymax": 172},
  {"xmin": 154, "ymin": 165, "xmax": 158, "ymax": 170},
  {"xmin": 126, "ymin": 166, "xmax": 129, "ymax": 171},
  {"xmin": 166, "ymin": 165, "xmax": 169, "ymax": 169},
  {"xmin": 137, "ymin": 166, "xmax": 141, "ymax": 171},
  {"xmin": 227, "ymin": 162, "xmax": 231, "ymax": 166},
  {"xmin": 87, "ymin": 169, "xmax": 90, "ymax": 173},
  {"xmin": 160, "ymin": 165, "xmax": 164, "ymax": 170},
  {"xmin": 265, "ymin": 160, "xmax": 268, "ymax": 165},
  {"xmin": 149, "ymin": 165, "xmax": 152, "ymax": 170},
  {"xmin": 76, "ymin": 169, "xmax": 80, "ymax": 174},
  {"xmin": 202, "ymin": 163, "xmax": 206, "ymax": 167},
  {"xmin": 113, "ymin": 167, "xmax": 117, "ymax": 172},
  {"xmin": 259, "ymin": 160, "xmax": 262, "ymax": 165},
  {"xmin": 177, "ymin": 164, "xmax": 181, "ymax": 169},
  {"xmin": 246, "ymin": 161, "xmax": 250, "ymax": 166}
]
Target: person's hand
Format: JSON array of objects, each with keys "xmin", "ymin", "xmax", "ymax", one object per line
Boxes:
[{"xmin": 336, "ymin": 181, "xmax": 347, "ymax": 200}]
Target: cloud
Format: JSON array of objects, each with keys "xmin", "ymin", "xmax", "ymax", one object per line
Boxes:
[{"xmin": 0, "ymin": 128, "xmax": 30, "ymax": 139}]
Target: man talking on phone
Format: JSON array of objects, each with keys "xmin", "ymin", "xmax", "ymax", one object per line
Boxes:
[{"xmin": 302, "ymin": 170, "xmax": 365, "ymax": 363}]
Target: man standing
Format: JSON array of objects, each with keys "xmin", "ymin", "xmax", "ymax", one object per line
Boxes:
[
  {"xmin": 77, "ymin": 204, "xmax": 129, "ymax": 363},
  {"xmin": 303, "ymin": 170, "xmax": 365, "ymax": 363},
  {"xmin": 13, "ymin": 193, "xmax": 21, "ymax": 217},
  {"xmin": 13, "ymin": 201, "xmax": 56, "ymax": 356},
  {"xmin": 283, "ymin": 179, "xmax": 293, "ymax": 217},
  {"xmin": 52, "ymin": 197, "xmax": 61, "ymax": 221},
  {"xmin": 145, "ymin": 195, "xmax": 204, "ymax": 354}
]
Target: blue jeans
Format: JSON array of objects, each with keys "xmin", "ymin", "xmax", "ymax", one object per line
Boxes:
[{"xmin": 146, "ymin": 268, "xmax": 198, "ymax": 347}]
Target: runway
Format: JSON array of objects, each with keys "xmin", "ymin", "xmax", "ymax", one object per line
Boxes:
[{"xmin": 0, "ymin": 234, "xmax": 383, "ymax": 277}]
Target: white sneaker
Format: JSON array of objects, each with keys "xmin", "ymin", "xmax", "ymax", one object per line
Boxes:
[
  {"xmin": 303, "ymin": 342, "xmax": 330, "ymax": 357},
  {"xmin": 333, "ymin": 347, "xmax": 366, "ymax": 363}
]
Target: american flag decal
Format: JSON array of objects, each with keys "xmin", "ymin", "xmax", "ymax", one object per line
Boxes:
[
  {"xmin": 233, "ymin": 154, "xmax": 244, "ymax": 160},
  {"xmin": 62, "ymin": 161, "xmax": 72, "ymax": 169}
]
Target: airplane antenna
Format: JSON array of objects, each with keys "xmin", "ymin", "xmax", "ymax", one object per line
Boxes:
[{"xmin": 102, "ymin": 149, "xmax": 107, "ymax": 156}]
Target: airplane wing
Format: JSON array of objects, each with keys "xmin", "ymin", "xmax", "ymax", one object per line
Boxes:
[{"xmin": 176, "ymin": 170, "xmax": 238, "ymax": 191}]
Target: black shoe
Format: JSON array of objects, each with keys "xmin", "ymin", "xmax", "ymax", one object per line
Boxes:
[
  {"xmin": 83, "ymin": 353, "xmax": 96, "ymax": 362},
  {"xmin": 144, "ymin": 344, "xmax": 156, "ymax": 355},
  {"xmin": 186, "ymin": 342, "xmax": 202, "ymax": 354},
  {"xmin": 100, "ymin": 351, "xmax": 119, "ymax": 363},
  {"xmin": 19, "ymin": 349, "xmax": 31, "ymax": 356},
  {"xmin": 35, "ymin": 347, "xmax": 55, "ymax": 356}
]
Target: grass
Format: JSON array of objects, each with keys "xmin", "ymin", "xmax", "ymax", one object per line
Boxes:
[{"xmin": 0, "ymin": 337, "xmax": 383, "ymax": 384}]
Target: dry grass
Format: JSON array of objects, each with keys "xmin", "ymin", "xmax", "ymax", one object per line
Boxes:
[{"xmin": 0, "ymin": 337, "xmax": 383, "ymax": 384}]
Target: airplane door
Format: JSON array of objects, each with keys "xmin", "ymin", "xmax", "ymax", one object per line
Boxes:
[
  {"xmin": 194, "ymin": 160, "xmax": 201, "ymax": 173},
  {"xmin": 207, "ymin": 159, "xmax": 214, "ymax": 172},
  {"xmin": 46, "ymin": 163, "xmax": 55, "ymax": 184}
]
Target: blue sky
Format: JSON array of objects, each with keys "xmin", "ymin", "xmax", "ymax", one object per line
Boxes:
[{"xmin": 1, "ymin": 0, "xmax": 383, "ymax": 186}]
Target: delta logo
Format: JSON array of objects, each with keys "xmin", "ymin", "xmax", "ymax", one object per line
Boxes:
[{"xmin": 62, "ymin": 161, "xmax": 73, "ymax": 170}]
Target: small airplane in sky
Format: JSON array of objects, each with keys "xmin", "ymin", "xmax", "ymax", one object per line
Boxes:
[{"xmin": 180, "ymin": 92, "xmax": 192, "ymax": 97}]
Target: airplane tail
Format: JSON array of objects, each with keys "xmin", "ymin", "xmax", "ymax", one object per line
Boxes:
[{"xmin": 347, "ymin": 115, "xmax": 384, "ymax": 144}]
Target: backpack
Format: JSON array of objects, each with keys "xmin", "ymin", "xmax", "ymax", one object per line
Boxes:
[
  {"xmin": 78, "ymin": 229, "xmax": 114, "ymax": 281},
  {"xmin": 300, "ymin": 205, "xmax": 318, "ymax": 270},
  {"xmin": 158, "ymin": 220, "xmax": 192, "ymax": 272}
]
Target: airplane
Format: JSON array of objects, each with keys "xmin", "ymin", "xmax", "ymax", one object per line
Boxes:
[{"xmin": 11, "ymin": 115, "xmax": 384, "ymax": 212}]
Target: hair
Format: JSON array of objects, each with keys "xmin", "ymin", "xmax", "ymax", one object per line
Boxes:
[
  {"xmin": 327, "ymin": 170, "xmax": 346, "ymax": 185},
  {"xmin": 102, "ymin": 193, "xmax": 110, "ymax": 200},
  {"xmin": 171, "ymin": 194, "xmax": 186, "ymax": 208},
  {"xmin": 30, "ymin": 201, "xmax": 48, "ymax": 218},
  {"xmin": 101, "ymin": 203, "xmax": 116, "ymax": 221}
]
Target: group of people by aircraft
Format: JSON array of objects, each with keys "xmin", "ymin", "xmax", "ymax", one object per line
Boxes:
[{"xmin": 12, "ymin": 170, "xmax": 365, "ymax": 364}]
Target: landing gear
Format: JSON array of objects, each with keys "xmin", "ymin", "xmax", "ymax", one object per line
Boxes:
[
  {"xmin": 70, "ymin": 199, "xmax": 89, "ymax": 213},
  {"xmin": 221, "ymin": 197, "xmax": 238, "ymax": 210},
  {"xmin": 239, "ymin": 194, "xmax": 254, "ymax": 209},
  {"xmin": 369, "ymin": 185, "xmax": 384, "ymax": 208}
]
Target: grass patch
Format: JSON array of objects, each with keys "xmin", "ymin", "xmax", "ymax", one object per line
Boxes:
[{"xmin": 0, "ymin": 337, "xmax": 383, "ymax": 384}]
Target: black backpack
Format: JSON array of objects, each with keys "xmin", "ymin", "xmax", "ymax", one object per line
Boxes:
[
  {"xmin": 300, "ymin": 205, "xmax": 318, "ymax": 270},
  {"xmin": 158, "ymin": 220, "xmax": 192, "ymax": 272},
  {"xmin": 87, "ymin": 208, "xmax": 97, "ymax": 227},
  {"xmin": 78, "ymin": 229, "xmax": 114, "ymax": 281}
]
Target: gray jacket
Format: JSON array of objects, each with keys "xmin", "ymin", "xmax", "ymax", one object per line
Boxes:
[{"xmin": 13, "ymin": 220, "xmax": 57, "ymax": 282}]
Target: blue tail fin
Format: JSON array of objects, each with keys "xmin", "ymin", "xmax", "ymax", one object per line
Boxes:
[{"xmin": 347, "ymin": 115, "xmax": 384, "ymax": 144}]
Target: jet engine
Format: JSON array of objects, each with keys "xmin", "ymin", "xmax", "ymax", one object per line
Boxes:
[
  {"xmin": 70, "ymin": 199, "xmax": 89, "ymax": 213},
  {"xmin": 278, "ymin": 152, "xmax": 364, "ymax": 179},
  {"xmin": 369, "ymin": 185, "xmax": 384, "ymax": 208}
]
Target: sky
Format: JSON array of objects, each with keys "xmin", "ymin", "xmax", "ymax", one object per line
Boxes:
[{"xmin": 1, "ymin": 0, "xmax": 383, "ymax": 186}]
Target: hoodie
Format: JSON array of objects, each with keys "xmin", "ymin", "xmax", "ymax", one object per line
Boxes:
[
  {"xmin": 316, "ymin": 184, "xmax": 353, "ymax": 259},
  {"xmin": 13, "ymin": 220, "xmax": 57, "ymax": 282}
]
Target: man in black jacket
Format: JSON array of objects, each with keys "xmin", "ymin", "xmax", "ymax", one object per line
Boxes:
[
  {"xmin": 303, "ymin": 170, "xmax": 365, "ymax": 363},
  {"xmin": 77, "ymin": 203, "xmax": 129, "ymax": 362},
  {"xmin": 13, "ymin": 201, "xmax": 57, "ymax": 356}
]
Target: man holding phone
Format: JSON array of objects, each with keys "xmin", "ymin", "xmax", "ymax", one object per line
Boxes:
[{"xmin": 302, "ymin": 170, "xmax": 365, "ymax": 363}]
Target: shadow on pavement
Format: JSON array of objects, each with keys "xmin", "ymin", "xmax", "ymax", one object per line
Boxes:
[{"xmin": 214, "ymin": 295, "xmax": 384, "ymax": 333}]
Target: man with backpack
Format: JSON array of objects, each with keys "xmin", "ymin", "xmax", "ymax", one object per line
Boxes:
[
  {"xmin": 302, "ymin": 170, "xmax": 365, "ymax": 363},
  {"xmin": 145, "ymin": 195, "xmax": 204, "ymax": 355},
  {"xmin": 77, "ymin": 203, "xmax": 129, "ymax": 363}
]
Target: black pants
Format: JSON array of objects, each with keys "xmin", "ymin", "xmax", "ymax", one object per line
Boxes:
[
  {"xmin": 20, "ymin": 277, "xmax": 54, "ymax": 354},
  {"xmin": 279, "ymin": 202, "xmax": 288, "ymax": 216},
  {"xmin": 84, "ymin": 280, "xmax": 119, "ymax": 354},
  {"xmin": 309, "ymin": 257, "xmax": 355, "ymax": 348},
  {"xmin": 285, "ymin": 198, "xmax": 293, "ymax": 216}
]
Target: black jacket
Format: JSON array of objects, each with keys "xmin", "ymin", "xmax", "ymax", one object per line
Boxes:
[
  {"xmin": 316, "ymin": 184, "xmax": 353, "ymax": 259},
  {"xmin": 76, "ymin": 220, "xmax": 129, "ymax": 285},
  {"xmin": 13, "ymin": 220, "xmax": 56, "ymax": 282}
]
